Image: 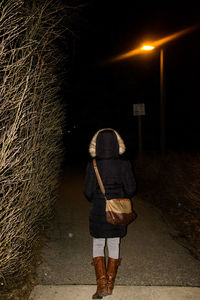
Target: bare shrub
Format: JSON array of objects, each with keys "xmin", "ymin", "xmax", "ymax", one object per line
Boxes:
[
  {"xmin": 0, "ymin": 0, "xmax": 68, "ymax": 290},
  {"xmin": 135, "ymin": 152, "xmax": 200, "ymax": 254}
]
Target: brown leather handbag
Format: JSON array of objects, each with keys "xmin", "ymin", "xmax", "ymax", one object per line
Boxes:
[{"xmin": 93, "ymin": 159, "xmax": 137, "ymax": 226}]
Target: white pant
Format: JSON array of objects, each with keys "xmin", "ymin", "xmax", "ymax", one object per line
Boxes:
[{"xmin": 93, "ymin": 237, "xmax": 120, "ymax": 259}]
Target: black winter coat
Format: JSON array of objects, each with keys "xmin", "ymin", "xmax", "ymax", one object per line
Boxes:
[{"xmin": 84, "ymin": 157, "xmax": 136, "ymax": 238}]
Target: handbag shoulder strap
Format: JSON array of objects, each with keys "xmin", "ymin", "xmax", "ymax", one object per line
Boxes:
[{"xmin": 93, "ymin": 159, "xmax": 106, "ymax": 196}]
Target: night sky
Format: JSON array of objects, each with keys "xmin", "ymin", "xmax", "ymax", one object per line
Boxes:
[{"xmin": 64, "ymin": 1, "xmax": 200, "ymax": 159}]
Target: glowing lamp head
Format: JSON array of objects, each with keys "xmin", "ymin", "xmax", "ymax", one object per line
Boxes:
[{"xmin": 141, "ymin": 45, "xmax": 155, "ymax": 51}]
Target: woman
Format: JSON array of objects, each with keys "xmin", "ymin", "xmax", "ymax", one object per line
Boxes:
[{"xmin": 84, "ymin": 128, "xmax": 136, "ymax": 299}]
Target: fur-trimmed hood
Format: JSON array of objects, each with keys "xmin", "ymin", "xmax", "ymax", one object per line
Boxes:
[{"xmin": 89, "ymin": 128, "xmax": 126, "ymax": 158}]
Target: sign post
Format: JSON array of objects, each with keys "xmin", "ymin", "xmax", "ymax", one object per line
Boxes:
[
  {"xmin": 133, "ymin": 103, "xmax": 145, "ymax": 154},
  {"xmin": 160, "ymin": 48, "xmax": 166, "ymax": 154}
]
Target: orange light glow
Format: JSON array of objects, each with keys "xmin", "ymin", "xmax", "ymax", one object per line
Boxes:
[
  {"xmin": 108, "ymin": 25, "xmax": 198, "ymax": 63},
  {"xmin": 141, "ymin": 45, "xmax": 155, "ymax": 50}
]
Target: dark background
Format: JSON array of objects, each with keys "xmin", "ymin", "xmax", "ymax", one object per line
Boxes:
[{"xmin": 63, "ymin": 1, "xmax": 200, "ymax": 161}]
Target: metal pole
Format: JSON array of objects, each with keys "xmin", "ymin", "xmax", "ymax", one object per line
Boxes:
[
  {"xmin": 138, "ymin": 115, "xmax": 142, "ymax": 154},
  {"xmin": 160, "ymin": 48, "xmax": 166, "ymax": 154}
]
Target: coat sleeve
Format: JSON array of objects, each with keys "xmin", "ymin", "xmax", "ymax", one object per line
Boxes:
[
  {"xmin": 84, "ymin": 162, "xmax": 96, "ymax": 202},
  {"xmin": 121, "ymin": 160, "xmax": 137, "ymax": 198}
]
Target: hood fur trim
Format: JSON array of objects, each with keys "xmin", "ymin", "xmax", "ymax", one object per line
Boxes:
[{"xmin": 89, "ymin": 128, "xmax": 126, "ymax": 157}]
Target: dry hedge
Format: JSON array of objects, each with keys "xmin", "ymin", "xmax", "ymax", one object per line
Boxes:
[{"xmin": 0, "ymin": 0, "xmax": 68, "ymax": 289}]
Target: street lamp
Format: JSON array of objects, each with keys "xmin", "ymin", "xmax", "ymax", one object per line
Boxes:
[
  {"xmin": 141, "ymin": 45, "xmax": 155, "ymax": 51},
  {"xmin": 108, "ymin": 26, "xmax": 198, "ymax": 154},
  {"xmin": 141, "ymin": 45, "xmax": 165, "ymax": 154}
]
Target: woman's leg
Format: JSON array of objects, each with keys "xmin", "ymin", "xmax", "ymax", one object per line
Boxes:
[
  {"xmin": 106, "ymin": 237, "xmax": 121, "ymax": 295},
  {"xmin": 107, "ymin": 237, "xmax": 120, "ymax": 259},
  {"xmin": 92, "ymin": 238, "xmax": 107, "ymax": 299},
  {"xmin": 93, "ymin": 238, "xmax": 106, "ymax": 257}
]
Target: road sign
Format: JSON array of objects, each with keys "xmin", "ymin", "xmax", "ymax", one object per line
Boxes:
[{"xmin": 133, "ymin": 103, "xmax": 145, "ymax": 116}]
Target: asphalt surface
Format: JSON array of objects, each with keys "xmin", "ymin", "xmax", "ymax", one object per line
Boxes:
[{"xmin": 34, "ymin": 165, "xmax": 200, "ymax": 287}]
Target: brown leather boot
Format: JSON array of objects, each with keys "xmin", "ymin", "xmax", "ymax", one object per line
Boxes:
[
  {"xmin": 106, "ymin": 257, "xmax": 121, "ymax": 295},
  {"xmin": 91, "ymin": 256, "xmax": 108, "ymax": 299}
]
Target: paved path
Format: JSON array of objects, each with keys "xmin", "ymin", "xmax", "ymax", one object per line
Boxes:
[
  {"xmin": 30, "ymin": 285, "xmax": 200, "ymax": 300},
  {"xmin": 29, "ymin": 165, "xmax": 200, "ymax": 299}
]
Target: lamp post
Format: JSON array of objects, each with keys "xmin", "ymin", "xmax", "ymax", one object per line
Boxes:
[
  {"xmin": 109, "ymin": 26, "xmax": 199, "ymax": 154},
  {"xmin": 160, "ymin": 48, "xmax": 165, "ymax": 154},
  {"xmin": 141, "ymin": 45, "xmax": 165, "ymax": 154}
]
